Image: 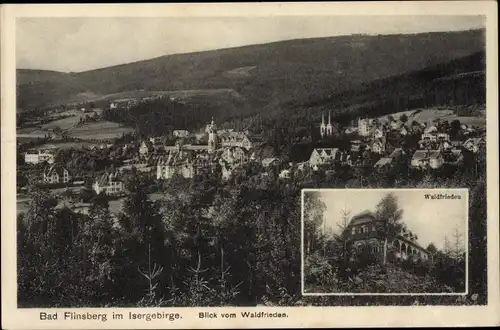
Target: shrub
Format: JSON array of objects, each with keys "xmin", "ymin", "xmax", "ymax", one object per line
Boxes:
[{"xmin": 304, "ymin": 252, "xmax": 335, "ymax": 287}]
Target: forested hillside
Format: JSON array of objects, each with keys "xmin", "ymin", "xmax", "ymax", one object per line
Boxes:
[{"xmin": 18, "ymin": 157, "xmax": 486, "ymax": 307}]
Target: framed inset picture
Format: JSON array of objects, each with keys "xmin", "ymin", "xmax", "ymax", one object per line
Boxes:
[{"xmin": 302, "ymin": 189, "xmax": 468, "ymax": 296}]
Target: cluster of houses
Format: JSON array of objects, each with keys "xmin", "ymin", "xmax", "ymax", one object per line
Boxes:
[
  {"xmin": 307, "ymin": 113, "xmax": 485, "ymax": 172},
  {"xmin": 20, "ymin": 111, "xmax": 486, "ymax": 202},
  {"xmin": 152, "ymin": 119, "xmax": 273, "ymax": 181},
  {"xmin": 109, "ymin": 98, "xmax": 140, "ymax": 110}
]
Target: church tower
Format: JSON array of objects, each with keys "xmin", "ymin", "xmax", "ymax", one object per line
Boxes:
[
  {"xmin": 326, "ymin": 111, "xmax": 333, "ymax": 136},
  {"xmin": 207, "ymin": 117, "xmax": 218, "ymax": 153},
  {"xmin": 320, "ymin": 113, "xmax": 326, "ymax": 138}
]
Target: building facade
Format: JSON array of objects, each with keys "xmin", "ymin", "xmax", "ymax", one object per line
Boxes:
[
  {"xmin": 219, "ymin": 131, "xmax": 255, "ymax": 150},
  {"xmin": 463, "ymin": 138, "xmax": 486, "ymax": 153},
  {"xmin": 92, "ymin": 172, "xmax": 125, "ymax": 196},
  {"xmin": 24, "ymin": 149, "xmax": 55, "ymax": 165},
  {"xmin": 309, "ymin": 148, "xmax": 343, "ymax": 169},
  {"xmin": 157, "ymin": 149, "xmax": 195, "ymax": 180},
  {"xmin": 411, "ymin": 150, "xmax": 444, "ymax": 169},
  {"xmin": 358, "ymin": 118, "xmax": 375, "ymax": 137},
  {"xmin": 173, "ymin": 130, "xmax": 190, "ymax": 138},
  {"xmin": 345, "ymin": 211, "xmax": 431, "ymax": 262},
  {"xmin": 42, "ymin": 164, "xmax": 71, "ymax": 184}
]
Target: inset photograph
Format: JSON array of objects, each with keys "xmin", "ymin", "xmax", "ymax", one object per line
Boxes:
[{"xmin": 302, "ymin": 188, "xmax": 468, "ymax": 295}]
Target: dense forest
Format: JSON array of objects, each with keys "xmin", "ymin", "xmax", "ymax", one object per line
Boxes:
[
  {"xmin": 102, "ymin": 96, "xmax": 253, "ymax": 138},
  {"xmin": 219, "ymin": 51, "xmax": 486, "ymax": 146},
  {"xmin": 18, "ymin": 152, "xmax": 486, "ymax": 307}
]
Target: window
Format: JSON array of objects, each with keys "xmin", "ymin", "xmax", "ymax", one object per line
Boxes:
[{"xmin": 351, "ymin": 227, "xmax": 356, "ymax": 235}]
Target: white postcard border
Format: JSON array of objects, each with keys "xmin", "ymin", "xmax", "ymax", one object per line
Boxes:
[{"xmin": 2, "ymin": 2, "xmax": 499, "ymax": 329}]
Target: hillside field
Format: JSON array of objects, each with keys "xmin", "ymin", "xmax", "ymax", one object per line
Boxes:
[
  {"xmin": 67, "ymin": 121, "xmax": 135, "ymax": 141},
  {"xmin": 376, "ymin": 108, "xmax": 486, "ymax": 127}
]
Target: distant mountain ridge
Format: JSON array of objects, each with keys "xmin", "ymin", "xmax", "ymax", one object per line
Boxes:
[{"xmin": 17, "ymin": 28, "xmax": 485, "ymax": 112}]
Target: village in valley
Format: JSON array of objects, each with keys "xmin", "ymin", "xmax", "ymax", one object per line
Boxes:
[{"xmin": 16, "ymin": 96, "xmax": 486, "ymax": 218}]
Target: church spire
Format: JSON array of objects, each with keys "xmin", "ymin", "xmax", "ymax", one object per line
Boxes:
[
  {"xmin": 328, "ymin": 111, "xmax": 331, "ymax": 125},
  {"xmin": 322, "ymin": 112, "xmax": 325, "ymax": 125}
]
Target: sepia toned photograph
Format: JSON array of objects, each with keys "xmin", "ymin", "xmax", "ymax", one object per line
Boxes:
[
  {"xmin": 2, "ymin": 3, "xmax": 498, "ymax": 329},
  {"xmin": 14, "ymin": 14, "xmax": 488, "ymax": 308},
  {"xmin": 302, "ymin": 189, "xmax": 468, "ymax": 295}
]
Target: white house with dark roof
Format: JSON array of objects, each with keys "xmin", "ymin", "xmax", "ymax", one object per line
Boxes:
[
  {"xmin": 157, "ymin": 149, "xmax": 195, "ymax": 180},
  {"xmin": 373, "ymin": 127, "xmax": 386, "ymax": 139},
  {"xmin": 92, "ymin": 172, "xmax": 125, "ymax": 195},
  {"xmin": 42, "ymin": 164, "xmax": 70, "ymax": 184},
  {"xmin": 463, "ymin": 138, "xmax": 486, "ymax": 153},
  {"xmin": 411, "ymin": 150, "xmax": 444, "ymax": 169},
  {"xmin": 437, "ymin": 133, "xmax": 450, "ymax": 141},
  {"xmin": 220, "ymin": 146, "xmax": 248, "ymax": 165},
  {"xmin": 372, "ymin": 137, "xmax": 387, "ymax": 154},
  {"xmin": 309, "ymin": 148, "xmax": 343, "ymax": 169}
]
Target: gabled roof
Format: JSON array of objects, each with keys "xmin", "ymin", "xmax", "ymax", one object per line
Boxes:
[
  {"xmin": 374, "ymin": 157, "xmax": 393, "ymax": 167},
  {"xmin": 44, "ymin": 164, "xmax": 68, "ymax": 177},
  {"xmin": 424, "ymin": 125, "xmax": 438, "ymax": 134},
  {"xmin": 429, "ymin": 150, "xmax": 442, "ymax": 158},
  {"xmin": 262, "ymin": 157, "xmax": 279, "ymax": 167},
  {"xmin": 247, "ymin": 133, "xmax": 266, "ymax": 144},
  {"xmin": 388, "ymin": 148, "xmax": 403, "ymax": 158},
  {"xmin": 413, "ymin": 149, "xmax": 442, "ymax": 159},
  {"xmin": 219, "ymin": 131, "xmax": 248, "ymax": 141},
  {"xmin": 349, "ymin": 210, "xmax": 377, "ymax": 226},
  {"xmin": 157, "ymin": 150, "xmax": 194, "ymax": 166},
  {"xmin": 465, "ymin": 137, "xmax": 485, "ymax": 145},
  {"xmin": 372, "ymin": 137, "xmax": 386, "ymax": 145},
  {"xmin": 95, "ymin": 171, "xmax": 122, "ymax": 186},
  {"xmin": 314, "ymin": 148, "xmax": 339, "ymax": 155}
]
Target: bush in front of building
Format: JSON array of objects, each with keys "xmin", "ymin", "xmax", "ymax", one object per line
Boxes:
[{"xmin": 304, "ymin": 252, "xmax": 335, "ymax": 288}]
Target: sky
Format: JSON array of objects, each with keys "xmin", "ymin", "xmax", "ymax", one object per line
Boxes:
[
  {"xmin": 316, "ymin": 189, "xmax": 467, "ymax": 251},
  {"xmin": 16, "ymin": 15, "xmax": 485, "ymax": 72}
]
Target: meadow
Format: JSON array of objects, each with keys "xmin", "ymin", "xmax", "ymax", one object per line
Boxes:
[
  {"xmin": 67, "ymin": 121, "xmax": 135, "ymax": 141},
  {"xmin": 376, "ymin": 108, "xmax": 486, "ymax": 127}
]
